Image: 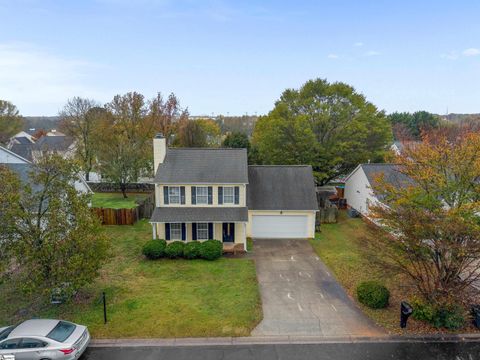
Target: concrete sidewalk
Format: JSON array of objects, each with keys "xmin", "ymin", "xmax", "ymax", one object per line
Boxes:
[{"xmin": 90, "ymin": 333, "xmax": 480, "ymax": 347}]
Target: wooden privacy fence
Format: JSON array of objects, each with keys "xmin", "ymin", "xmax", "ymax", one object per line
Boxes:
[
  {"xmin": 138, "ymin": 192, "xmax": 155, "ymax": 219},
  {"xmin": 93, "ymin": 207, "xmax": 139, "ymax": 225},
  {"xmin": 92, "ymin": 192, "xmax": 155, "ymax": 225}
]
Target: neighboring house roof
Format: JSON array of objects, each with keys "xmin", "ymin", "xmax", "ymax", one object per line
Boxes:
[
  {"xmin": 10, "ymin": 130, "xmax": 35, "ymax": 141},
  {"xmin": 2, "ymin": 163, "xmax": 43, "ymax": 192},
  {"xmin": 361, "ymin": 163, "xmax": 412, "ymax": 189},
  {"xmin": 46, "ymin": 130, "xmax": 66, "ymax": 137},
  {"xmin": 155, "ymin": 148, "xmax": 248, "ymax": 184},
  {"xmin": 0, "ymin": 145, "xmax": 31, "ymax": 164},
  {"xmin": 0, "ymin": 144, "xmax": 91, "ymax": 194},
  {"xmin": 10, "ymin": 143, "xmax": 34, "ymax": 161},
  {"xmin": 345, "ymin": 163, "xmax": 413, "ymax": 201},
  {"xmin": 35, "ymin": 135, "xmax": 74, "ymax": 152},
  {"xmin": 151, "ymin": 207, "xmax": 249, "ymax": 222},
  {"xmin": 247, "ymin": 165, "xmax": 319, "ymax": 211},
  {"xmin": 12, "ymin": 136, "xmax": 34, "ymax": 145},
  {"xmin": 391, "ymin": 140, "xmax": 421, "ymax": 154}
]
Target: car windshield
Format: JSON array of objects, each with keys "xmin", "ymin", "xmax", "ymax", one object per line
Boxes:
[
  {"xmin": 46, "ymin": 321, "xmax": 76, "ymax": 342},
  {"xmin": 0, "ymin": 326, "xmax": 14, "ymax": 341}
]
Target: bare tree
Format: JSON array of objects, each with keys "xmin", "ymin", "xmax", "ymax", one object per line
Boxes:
[
  {"xmin": 59, "ymin": 97, "xmax": 102, "ymax": 181},
  {"xmin": 148, "ymin": 92, "xmax": 189, "ymax": 144}
]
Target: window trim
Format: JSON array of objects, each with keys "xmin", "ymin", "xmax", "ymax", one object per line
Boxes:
[
  {"xmin": 223, "ymin": 186, "xmax": 234, "ymax": 204},
  {"xmin": 170, "ymin": 223, "xmax": 182, "ymax": 240},
  {"xmin": 195, "ymin": 186, "xmax": 209, "ymax": 205},
  {"xmin": 168, "ymin": 186, "xmax": 181, "ymax": 204},
  {"xmin": 197, "ymin": 223, "xmax": 209, "ymax": 240}
]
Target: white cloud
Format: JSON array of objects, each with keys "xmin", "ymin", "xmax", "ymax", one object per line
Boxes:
[
  {"xmin": 0, "ymin": 42, "xmax": 105, "ymax": 114},
  {"xmin": 354, "ymin": 42, "xmax": 364, "ymax": 47},
  {"xmin": 327, "ymin": 53, "xmax": 339, "ymax": 59},
  {"xmin": 462, "ymin": 48, "xmax": 480, "ymax": 56},
  {"xmin": 364, "ymin": 50, "xmax": 380, "ymax": 56},
  {"xmin": 440, "ymin": 51, "xmax": 459, "ymax": 60}
]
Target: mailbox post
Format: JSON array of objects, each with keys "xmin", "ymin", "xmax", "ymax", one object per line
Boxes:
[{"xmin": 400, "ymin": 301, "xmax": 413, "ymax": 328}]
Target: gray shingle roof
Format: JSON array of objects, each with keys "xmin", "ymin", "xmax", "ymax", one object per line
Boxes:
[
  {"xmin": 361, "ymin": 163, "xmax": 413, "ymax": 190},
  {"xmin": 13, "ymin": 136, "xmax": 33, "ymax": 145},
  {"xmin": 35, "ymin": 135, "xmax": 74, "ymax": 151},
  {"xmin": 1, "ymin": 163, "xmax": 43, "ymax": 192},
  {"xmin": 154, "ymin": 148, "xmax": 248, "ymax": 184},
  {"xmin": 247, "ymin": 166, "xmax": 319, "ymax": 211},
  {"xmin": 10, "ymin": 143, "xmax": 34, "ymax": 161},
  {"xmin": 150, "ymin": 207, "xmax": 248, "ymax": 222}
]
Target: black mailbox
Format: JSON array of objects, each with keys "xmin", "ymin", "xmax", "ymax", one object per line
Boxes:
[
  {"xmin": 400, "ymin": 301, "xmax": 413, "ymax": 328},
  {"xmin": 472, "ymin": 305, "xmax": 480, "ymax": 329}
]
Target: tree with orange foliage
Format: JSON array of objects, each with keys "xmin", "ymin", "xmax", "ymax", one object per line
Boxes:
[{"xmin": 368, "ymin": 132, "xmax": 480, "ymax": 310}]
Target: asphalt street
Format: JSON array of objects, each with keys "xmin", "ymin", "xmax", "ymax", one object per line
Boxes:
[{"xmin": 82, "ymin": 341, "xmax": 480, "ymax": 360}]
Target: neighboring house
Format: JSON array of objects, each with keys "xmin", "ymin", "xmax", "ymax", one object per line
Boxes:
[
  {"xmin": 150, "ymin": 134, "xmax": 318, "ymax": 250},
  {"xmin": 8, "ymin": 134, "xmax": 76, "ymax": 163},
  {"xmin": 0, "ymin": 145, "xmax": 91, "ymax": 194},
  {"xmin": 7, "ymin": 130, "xmax": 36, "ymax": 149},
  {"xmin": 390, "ymin": 140, "xmax": 421, "ymax": 156},
  {"xmin": 344, "ymin": 163, "xmax": 411, "ymax": 216},
  {"xmin": 9, "ymin": 143, "xmax": 34, "ymax": 162},
  {"xmin": 45, "ymin": 129, "xmax": 66, "ymax": 137},
  {"xmin": 32, "ymin": 135, "xmax": 76, "ymax": 160}
]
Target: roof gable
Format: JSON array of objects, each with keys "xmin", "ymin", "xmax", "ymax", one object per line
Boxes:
[
  {"xmin": 0, "ymin": 145, "xmax": 31, "ymax": 164},
  {"xmin": 155, "ymin": 148, "xmax": 248, "ymax": 184},
  {"xmin": 360, "ymin": 163, "xmax": 413, "ymax": 190},
  {"xmin": 35, "ymin": 135, "xmax": 74, "ymax": 151},
  {"xmin": 247, "ymin": 165, "xmax": 318, "ymax": 211}
]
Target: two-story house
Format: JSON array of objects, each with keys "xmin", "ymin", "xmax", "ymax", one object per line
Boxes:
[
  {"xmin": 150, "ymin": 134, "xmax": 318, "ymax": 250},
  {"xmin": 0, "ymin": 145, "xmax": 91, "ymax": 194}
]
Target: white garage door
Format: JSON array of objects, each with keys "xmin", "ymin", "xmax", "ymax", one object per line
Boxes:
[{"xmin": 251, "ymin": 215, "xmax": 308, "ymax": 239}]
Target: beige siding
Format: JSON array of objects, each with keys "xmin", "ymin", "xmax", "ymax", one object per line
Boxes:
[
  {"xmin": 214, "ymin": 223, "xmax": 222, "ymax": 241},
  {"xmin": 155, "ymin": 184, "xmax": 162, "ymax": 207},
  {"xmin": 155, "ymin": 184, "xmax": 246, "ymax": 207},
  {"xmin": 154, "ymin": 221, "xmax": 246, "ymax": 248},
  {"xmin": 235, "ymin": 222, "xmax": 246, "ymax": 246},
  {"xmin": 155, "ymin": 222, "xmax": 165, "ymax": 239},
  {"xmin": 246, "ymin": 210, "xmax": 317, "ymax": 238}
]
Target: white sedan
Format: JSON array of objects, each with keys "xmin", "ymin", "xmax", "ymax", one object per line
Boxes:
[{"xmin": 0, "ymin": 319, "xmax": 90, "ymax": 360}]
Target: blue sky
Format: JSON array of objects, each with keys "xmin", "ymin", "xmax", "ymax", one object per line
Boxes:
[{"xmin": 1, "ymin": 0, "xmax": 479, "ymax": 116}]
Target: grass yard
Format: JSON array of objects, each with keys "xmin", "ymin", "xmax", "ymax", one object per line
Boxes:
[
  {"xmin": 0, "ymin": 220, "xmax": 262, "ymax": 338},
  {"xmin": 91, "ymin": 192, "xmax": 148, "ymax": 209},
  {"xmin": 309, "ymin": 211, "xmax": 475, "ymax": 335}
]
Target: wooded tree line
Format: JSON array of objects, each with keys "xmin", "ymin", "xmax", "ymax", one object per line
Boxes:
[
  {"xmin": 1, "ymin": 78, "xmax": 474, "ymax": 191},
  {"xmin": 58, "ymin": 92, "xmax": 224, "ymax": 196}
]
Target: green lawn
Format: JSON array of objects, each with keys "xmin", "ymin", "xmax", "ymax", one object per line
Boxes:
[
  {"xmin": 0, "ymin": 220, "xmax": 262, "ymax": 338},
  {"xmin": 91, "ymin": 192, "xmax": 148, "ymax": 209},
  {"xmin": 309, "ymin": 211, "xmax": 430, "ymax": 334}
]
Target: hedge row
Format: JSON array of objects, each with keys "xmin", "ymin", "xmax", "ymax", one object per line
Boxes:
[
  {"xmin": 411, "ymin": 297, "xmax": 465, "ymax": 330},
  {"xmin": 142, "ymin": 239, "xmax": 223, "ymax": 261}
]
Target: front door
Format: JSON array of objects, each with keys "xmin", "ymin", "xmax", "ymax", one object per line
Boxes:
[{"xmin": 222, "ymin": 223, "xmax": 235, "ymax": 243}]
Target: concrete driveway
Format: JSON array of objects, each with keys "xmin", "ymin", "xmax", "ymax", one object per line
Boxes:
[{"xmin": 251, "ymin": 239, "xmax": 384, "ymax": 337}]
